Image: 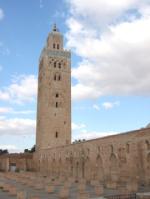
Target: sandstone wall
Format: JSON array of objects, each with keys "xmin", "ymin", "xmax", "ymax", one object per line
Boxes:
[
  {"xmin": 34, "ymin": 127, "xmax": 150, "ymax": 186},
  {"xmin": 0, "ymin": 153, "xmax": 34, "ymax": 172}
]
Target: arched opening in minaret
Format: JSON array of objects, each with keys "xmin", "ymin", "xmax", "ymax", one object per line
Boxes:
[
  {"xmin": 54, "ymin": 62, "xmax": 56, "ymax": 68},
  {"xmin": 58, "ymin": 75, "xmax": 61, "ymax": 81},
  {"xmin": 56, "ymin": 93, "xmax": 59, "ymax": 98},
  {"xmin": 58, "ymin": 63, "xmax": 61, "ymax": 68},
  {"xmin": 56, "ymin": 102, "xmax": 58, "ymax": 108},
  {"xmin": 55, "ymin": 132, "xmax": 58, "ymax": 138},
  {"xmin": 57, "ymin": 44, "xmax": 59, "ymax": 49},
  {"xmin": 54, "ymin": 73, "xmax": 61, "ymax": 81},
  {"xmin": 53, "ymin": 43, "xmax": 55, "ymax": 49}
]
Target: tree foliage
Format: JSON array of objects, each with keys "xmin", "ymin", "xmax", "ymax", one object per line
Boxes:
[
  {"xmin": 72, "ymin": 139, "xmax": 86, "ymax": 144},
  {"xmin": 0, "ymin": 149, "xmax": 8, "ymax": 155},
  {"xmin": 24, "ymin": 145, "xmax": 35, "ymax": 153}
]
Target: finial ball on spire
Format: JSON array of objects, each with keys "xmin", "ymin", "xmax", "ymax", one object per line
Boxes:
[{"xmin": 52, "ymin": 23, "xmax": 59, "ymax": 32}]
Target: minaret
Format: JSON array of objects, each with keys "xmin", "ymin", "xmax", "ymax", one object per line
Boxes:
[{"xmin": 36, "ymin": 24, "xmax": 71, "ymax": 150}]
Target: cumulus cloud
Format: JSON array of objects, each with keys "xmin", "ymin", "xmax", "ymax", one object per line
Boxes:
[
  {"xmin": 0, "ymin": 107, "xmax": 35, "ymax": 115},
  {"xmin": 0, "ymin": 145, "xmax": 23, "ymax": 153},
  {"xmin": 0, "ymin": 118, "xmax": 36, "ymax": 136},
  {"xmin": 66, "ymin": 0, "xmax": 150, "ymax": 101},
  {"xmin": 72, "ymin": 122, "xmax": 86, "ymax": 130},
  {"xmin": 0, "ymin": 8, "xmax": 4, "ymax": 20},
  {"xmin": 11, "ymin": 110, "xmax": 35, "ymax": 115},
  {"xmin": 102, "ymin": 101, "xmax": 120, "ymax": 110},
  {"xmin": 0, "ymin": 107, "xmax": 13, "ymax": 114},
  {"xmin": 72, "ymin": 121, "xmax": 118, "ymax": 140},
  {"xmin": 0, "ymin": 91, "xmax": 10, "ymax": 101},
  {"xmin": 0, "ymin": 75, "xmax": 37, "ymax": 104},
  {"xmin": 72, "ymin": 82, "xmax": 101, "ymax": 100},
  {"xmin": 67, "ymin": 0, "xmax": 143, "ymax": 27},
  {"xmin": 93, "ymin": 104, "xmax": 100, "ymax": 111},
  {"xmin": 73, "ymin": 129, "xmax": 118, "ymax": 141}
]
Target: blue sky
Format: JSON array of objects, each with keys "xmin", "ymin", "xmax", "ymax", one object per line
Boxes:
[{"xmin": 0, "ymin": 0, "xmax": 150, "ymax": 152}]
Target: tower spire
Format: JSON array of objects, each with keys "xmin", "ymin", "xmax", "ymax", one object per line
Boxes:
[{"xmin": 52, "ymin": 23, "xmax": 59, "ymax": 32}]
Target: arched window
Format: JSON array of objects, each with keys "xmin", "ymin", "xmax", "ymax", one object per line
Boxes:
[
  {"xmin": 56, "ymin": 93, "xmax": 59, "ymax": 98},
  {"xmin": 54, "ymin": 73, "xmax": 61, "ymax": 81},
  {"xmin": 58, "ymin": 63, "xmax": 61, "ymax": 68},
  {"xmin": 55, "ymin": 132, "xmax": 58, "ymax": 138},
  {"xmin": 56, "ymin": 102, "xmax": 58, "ymax": 108},
  {"xmin": 53, "ymin": 43, "xmax": 55, "ymax": 49},
  {"xmin": 54, "ymin": 62, "xmax": 56, "ymax": 68},
  {"xmin": 57, "ymin": 44, "xmax": 59, "ymax": 49}
]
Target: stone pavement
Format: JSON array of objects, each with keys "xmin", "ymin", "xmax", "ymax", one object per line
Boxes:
[
  {"xmin": 0, "ymin": 189, "xmax": 16, "ymax": 199},
  {"xmin": 0, "ymin": 172, "xmax": 106, "ymax": 199},
  {"xmin": 0, "ymin": 172, "xmax": 150, "ymax": 199}
]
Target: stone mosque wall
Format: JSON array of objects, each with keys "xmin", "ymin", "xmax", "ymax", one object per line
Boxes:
[
  {"xmin": 0, "ymin": 153, "xmax": 33, "ymax": 172},
  {"xmin": 34, "ymin": 127, "xmax": 150, "ymax": 187}
]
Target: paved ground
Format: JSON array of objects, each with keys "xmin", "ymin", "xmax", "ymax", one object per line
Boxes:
[
  {"xmin": 0, "ymin": 189, "xmax": 16, "ymax": 199},
  {"xmin": 0, "ymin": 173, "xmax": 149, "ymax": 199},
  {"xmin": 0, "ymin": 178, "xmax": 119, "ymax": 199},
  {"xmin": 0, "ymin": 176, "xmax": 105, "ymax": 199}
]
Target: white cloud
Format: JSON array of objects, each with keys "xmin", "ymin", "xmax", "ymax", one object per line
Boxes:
[
  {"xmin": 67, "ymin": 0, "xmax": 142, "ymax": 27},
  {"xmin": 102, "ymin": 101, "xmax": 120, "ymax": 110},
  {"xmin": 72, "ymin": 121, "xmax": 118, "ymax": 140},
  {"xmin": 11, "ymin": 110, "xmax": 35, "ymax": 115},
  {"xmin": 0, "ymin": 75, "xmax": 37, "ymax": 104},
  {"xmin": 0, "ymin": 106, "xmax": 35, "ymax": 115},
  {"xmin": 0, "ymin": 145, "xmax": 23, "ymax": 153},
  {"xmin": 0, "ymin": 8, "xmax": 4, "ymax": 21},
  {"xmin": 0, "ymin": 90, "xmax": 10, "ymax": 100},
  {"xmin": 72, "ymin": 122, "xmax": 86, "ymax": 131},
  {"xmin": 73, "ymin": 129, "xmax": 118, "ymax": 141},
  {"xmin": 0, "ymin": 107, "xmax": 13, "ymax": 114},
  {"xmin": 72, "ymin": 82, "xmax": 101, "ymax": 100},
  {"xmin": 93, "ymin": 104, "xmax": 100, "ymax": 111},
  {"xmin": 0, "ymin": 118, "xmax": 35, "ymax": 136},
  {"xmin": 66, "ymin": 0, "xmax": 150, "ymax": 100}
]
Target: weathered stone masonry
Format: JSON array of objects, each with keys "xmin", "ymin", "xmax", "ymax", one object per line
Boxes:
[
  {"xmin": 36, "ymin": 24, "xmax": 71, "ymax": 150},
  {"xmin": 34, "ymin": 127, "xmax": 150, "ymax": 186}
]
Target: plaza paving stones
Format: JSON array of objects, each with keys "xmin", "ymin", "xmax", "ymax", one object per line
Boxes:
[{"xmin": 0, "ymin": 172, "xmax": 150, "ymax": 199}]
